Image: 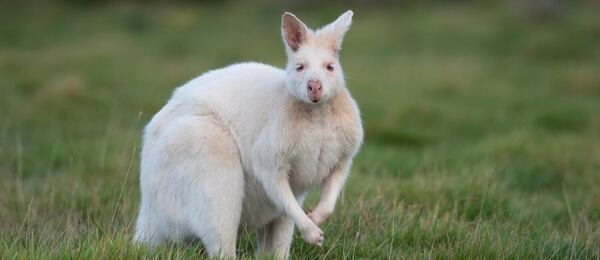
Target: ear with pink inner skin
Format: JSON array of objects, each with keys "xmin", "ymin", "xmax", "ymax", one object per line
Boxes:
[
  {"xmin": 320, "ymin": 10, "xmax": 354, "ymax": 52},
  {"xmin": 282, "ymin": 12, "xmax": 310, "ymax": 52}
]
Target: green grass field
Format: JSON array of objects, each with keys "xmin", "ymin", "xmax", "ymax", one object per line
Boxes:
[{"xmin": 1, "ymin": 1, "xmax": 599, "ymax": 259}]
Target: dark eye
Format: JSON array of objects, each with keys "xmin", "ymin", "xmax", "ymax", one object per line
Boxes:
[
  {"xmin": 326, "ymin": 64, "xmax": 334, "ymax": 72},
  {"xmin": 296, "ymin": 64, "xmax": 304, "ymax": 72}
]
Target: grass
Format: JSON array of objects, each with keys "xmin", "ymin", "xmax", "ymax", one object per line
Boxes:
[{"xmin": 1, "ymin": 1, "xmax": 599, "ymax": 259}]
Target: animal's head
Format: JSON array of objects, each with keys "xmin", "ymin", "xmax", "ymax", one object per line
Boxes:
[{"xmin": 281, "ymin": 10, "xmax": 353, "ymax": 104}]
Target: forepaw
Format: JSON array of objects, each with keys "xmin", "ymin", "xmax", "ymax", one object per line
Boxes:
[{"xmin": 301, "ymin": 222, "xmax": 324, "ymax": 247}]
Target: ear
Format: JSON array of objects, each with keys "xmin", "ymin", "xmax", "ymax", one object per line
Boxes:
[
  {"xmin": 320, "ymin": 10, "xmax": 353, "ymax": 52},
  {"xmin": 282, "ymin": 12, "xmax": 309, "ymax": 52}
]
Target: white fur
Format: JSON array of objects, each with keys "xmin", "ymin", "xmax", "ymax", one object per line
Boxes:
[{"xmin": 134, "ymin": 10, "xmax": 363, "ymax": 259}]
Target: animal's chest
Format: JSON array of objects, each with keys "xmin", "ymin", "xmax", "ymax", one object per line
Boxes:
[{"xmin": 288, "ymin": 125, "xmax": 347, "ymax": 192}]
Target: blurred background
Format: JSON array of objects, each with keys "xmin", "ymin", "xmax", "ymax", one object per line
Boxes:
[{"xmin": 1, "ymin": 0, "xmax": 599, "ymax": 258}]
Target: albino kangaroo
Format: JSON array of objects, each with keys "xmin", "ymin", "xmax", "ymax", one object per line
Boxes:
[{"xmin": 134, "ymin": 10, "xmax": 363, "ymax": 259}]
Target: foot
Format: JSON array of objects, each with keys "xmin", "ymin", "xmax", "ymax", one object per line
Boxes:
[{"xmin": 299, "ymin": 221, "xmax": 324, "ymax": 247}]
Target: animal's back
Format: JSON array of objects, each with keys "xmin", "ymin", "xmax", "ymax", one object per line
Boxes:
[{"xmin": 144, "ymin": 62, "xmax": 286, "ymax": 146}]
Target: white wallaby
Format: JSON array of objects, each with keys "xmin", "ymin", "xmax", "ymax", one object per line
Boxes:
[{"xmin": 134, "ymin": 10, "xmax": 363, "ymax": 259}]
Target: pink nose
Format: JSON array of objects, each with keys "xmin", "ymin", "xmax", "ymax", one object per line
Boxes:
[{"xmin": 307, "ymin": 80, "xmax": 323, "ymax": 102}]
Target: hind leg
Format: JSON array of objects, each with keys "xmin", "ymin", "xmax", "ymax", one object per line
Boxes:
[
  {"xmin": 257, "ymin": 194, "xmax": 306, "ymax": 259},
  {"xmin": 161, "ymin": 115, "xmax": 244, "ymax": 259},
  {"xmin": 188, "ymin": 159, "xmax": 243, "ymax": 259},
  {"xmin": 257, "ymin": 216, "xmax": 294, "ymax": 260}
]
